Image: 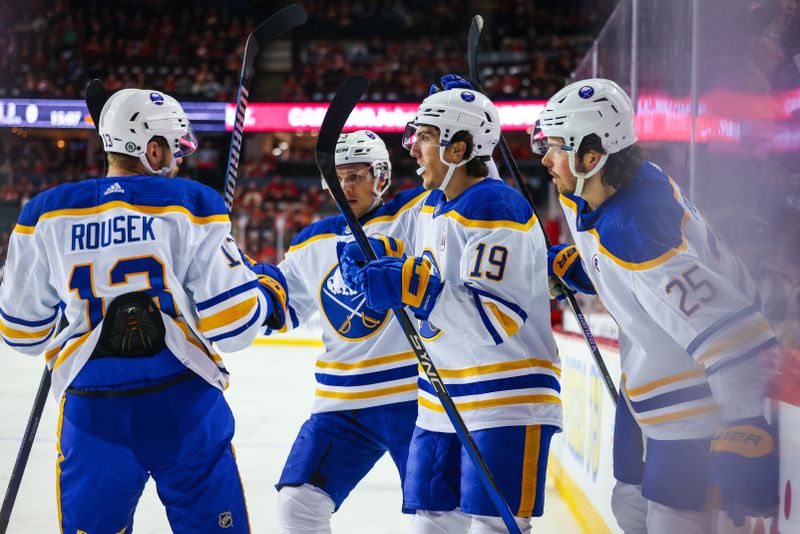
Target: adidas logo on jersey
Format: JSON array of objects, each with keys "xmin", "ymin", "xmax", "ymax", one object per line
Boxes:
[{"xmin": 104, "ymin": 182, "xmax": 125, "ymax": 196}]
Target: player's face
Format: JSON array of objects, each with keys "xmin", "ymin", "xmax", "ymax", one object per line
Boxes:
[
  {"xmin": 147, "ymin": 140, "xmax": 182, "ymax": 178},
  {"xmin": 541, "ymin": 136, "xmax": 578, "ymax": 195},
  {"xmin": 409, "ymin": 126, "xmax": 446, "ymax": 190},
  {"xmin": 336, "ymin": 163, "xmax": 380, "ymax": 217}
]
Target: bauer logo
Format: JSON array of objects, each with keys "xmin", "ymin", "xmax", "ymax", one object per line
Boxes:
[
  {"xmin": 460, "ymin": 91, "xmax": 475, "ymax": 102},
  {"xmin": 320, "ymin": 264, "xmax": 389, "ymax": 341},
  {"xmin": 150, "ymin": 92, "xmax": 165, "ymax": 105},
  {"xmin": 578, "ymin": 86, "xmax": 595, "ymax": 99}
]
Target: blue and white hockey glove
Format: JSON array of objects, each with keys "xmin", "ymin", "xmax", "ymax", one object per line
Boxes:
[
  {"xmin": 354, "ymin": 256, "xmax": 442, "ymax": 319},
  {"xmin": 429, "ymin": 73, "xmax": 475, "ymax": 95},
  {"xmin": 547, "ymin": 244, "xmax": 596, "ymax": 298},
  {"xmin": 249, "ymin": 263, "xmax": 289, "ymax": 330},
  {"xmin": 710, "ymin": 416, "xmax": 779, "ymax": 526},
  {"xmin": 336, "ymin": 235, "xmax": 406, "ymax": 290}
]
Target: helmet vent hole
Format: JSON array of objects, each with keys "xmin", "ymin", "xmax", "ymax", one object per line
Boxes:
[
  {"xmin": 615, "ymin": 122, "xmax": 621, "ymax": 127},
  {"xmin": 605, "ymin": 133, "xmax": 610, "ymax": 137},
  {"xmin": 597, "ymin": 111, "xmax": 604, "ymax": 117},
  {"xmin": 484, "ymin": 112, "xmax": 493, "ymax": 123},
  {"xmin": 593, "ymin": 97, "xmax": 608, "ymax": 103},
  {"xmin": 130, "ymin": 112, "xmax": 139, "ymax": 121},
  {"xmin": 611, "ymin": 104, "xmax": 618, "ymax": 113},
  {"xmin": 130, "ymin": 129, "xmax": 136, "ymax": 134}
]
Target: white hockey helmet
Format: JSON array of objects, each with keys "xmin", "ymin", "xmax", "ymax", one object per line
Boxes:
[
  {"xmin": 99, "ymin": 88, "xmax": 198, "ymax": 177},
  {"xmin": 402, "ymin": 88, "xmax": 500, "ymax": 191},
  {"xmin": 534, "ymin": 79, "xmax": 636, "ymax": 196},
  {"xmin": 332, "ymin": 130, "xmax": 392, "ymax": 199}
]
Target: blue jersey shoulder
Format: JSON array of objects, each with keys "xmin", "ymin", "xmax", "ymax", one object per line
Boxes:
[
  {"xmin": 18, "ymin": 175, "xmax": 227, "ymax": 227},
  {"xmin": 568, "ymin": 161, "xmax": 686, "ymax": 265},
  {"xmin": 443, "ymin": 178, "xmax": 533, "ymax": 225},
  {"xmin": 290, "ymin": 215, "xmax": 347, "ymax": 249}
]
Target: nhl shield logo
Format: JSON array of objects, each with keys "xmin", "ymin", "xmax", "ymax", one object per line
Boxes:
[
  {"xmin": 592, "ymin": 253, "xmax": 601, "ymax": 275},
  {"xmin": 218, "ymin": 511, "xmax": 233, "ymax": 528}
]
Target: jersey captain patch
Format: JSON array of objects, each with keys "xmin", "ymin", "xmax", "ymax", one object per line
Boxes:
[{"xmin": 319, "ymin": 263, "xmax": 390, "ymax": 340}]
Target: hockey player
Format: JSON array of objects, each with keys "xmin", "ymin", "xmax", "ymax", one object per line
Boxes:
[
  {"xmin": 267, "ymin": 130, "xmax": 427, "ymax": 533},
  {"xmin": 533, "ymin": 79, "xmax": 778, "ymax": 533},
  {"xmin": 0, "ymin": 88, "xmax": 288, "ymax": 533},
  {"xmin": 342, "ymin": 80, "xmax": 561, "ymax": 533}
]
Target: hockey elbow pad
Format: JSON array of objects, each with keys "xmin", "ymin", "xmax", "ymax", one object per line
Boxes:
[
  {"xmin": 357, "ymin": 255, "xmax": 442, "ymax": 319},
  {"xmin": 337, "ymin": 235, "xmax": 406, "ymax": 290},
  {"xmin": 710, "ymin": 416, "xmax": 778, "ymax": 526},
  {"xmin": 252, "ymin": 263, "xmax": 289, "ymax": 330},
  {"xmin": 547, "ymin": 244, "xmax": 596, "ymax": 295}
]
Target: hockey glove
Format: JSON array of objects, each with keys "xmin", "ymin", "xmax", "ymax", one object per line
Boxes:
[
  {"xmin": 354, "ymin": 255, "xmax": 442, "ymax": 319},
  {"xmin": 250, "ymin": 263, "xmax": 289, "ymax": 330},
  {"xmin": 429, "ymin": 74, "xmax": 475, "ymax": 95},
  {"xmin": 547, "ymin": 244, "xmax": 596, "ymax": 296},
  {"xmin": 336, "ymin": 235, "xmax": 406, "ymax": 290},
  {"xmin": 709, "ymin": 416, "xmax": 779, "ymax": 526}
]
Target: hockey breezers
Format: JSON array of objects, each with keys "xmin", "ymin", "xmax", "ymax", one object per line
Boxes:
[
  {"xmin": 315, "ymin": 75, "xmax": 523, "ymax": 534},
  {"xmin": 467, "ymin": 15, "xmax": 618, "ymax": 405}
]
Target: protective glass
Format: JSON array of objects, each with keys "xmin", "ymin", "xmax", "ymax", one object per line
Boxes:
[
  {"xmin": 336, "ymin": 165, "xmax": 374, "ymax": 186},
  {"xmin": 402, "ymin": 122, "xmax": 418, "ymax": 151},
  {"xmin": 176, "ymin": 124, "xmax": 198, "ymax": 158}
]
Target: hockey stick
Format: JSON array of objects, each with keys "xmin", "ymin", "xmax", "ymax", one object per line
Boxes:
[
  {"xmin": 223, "ymin": 3, "xmax": 308, "ymax": 212},
  {"xmin": 468, "ymin": 15, "xmax": 618, "ymax": 405},
  {"xmin": 85, "ymin": 78, "xmax": 110, "ymax": 177},
  {"xmin": 0, "ymin": 79, "xmax": 109, "ymax": 533},
  {"xmin": 316, "ymin": 76, "xmax": 523, "ymax": 534}
]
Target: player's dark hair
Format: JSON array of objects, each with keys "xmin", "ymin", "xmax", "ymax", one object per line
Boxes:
[
  {"xmin": 451, "ymin": 130, "xmax": 489, "ymax": 178},
  {"xmin": 578, "ymin": 133, "xmax": 644, "ymax": 190}
]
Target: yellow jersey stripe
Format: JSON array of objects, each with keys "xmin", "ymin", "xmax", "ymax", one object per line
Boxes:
[
  {"xmin": 287, "ymin": 233, "xmax": 338, "ymax": 252},
  {"xmin": 56, "ymin": 395, "xmax": 66, "ymax": 528},
  {"xmin": 636, "ymin": 403, "xmax": 719, "ymax": 424},
  {"xmin": 32, "ymin": 201, "xmax": 229, "ymax": 226},
  {"xmin": 696, "ymin": 319, "xmax": 773, "ymax": 364},
  {"xmin": 0, "ymin": 321, "xmax": 53, "ymax": 340},
  {"xmin": 365, "ymin": 190, "xmax": 428, "ymax": 226},
  {"xmin": 315, "ymin": 382, "xmax": 417, "ymax": 400},
  {"xmin": 316, "ymin": 350, "xmax": 416, "ymax": 370},
  {"xmin": 198, "ymin": 296, "xmax": 258, "ymax": 332},
  {"xmin": 420, "ymin": 357, "xmax": 561, "ymax": 378},
  {"xmin": 624, "ymin": 368, "xmax": 706, "ymax": 397},
  {"xmin": 13, "ymin": 224, "xmax": 35, "ymax": 234},
  {"xmin": 419, "ymin": 393, "xmax": 561, "ymax": 412},
  {"xmin": 444, "ymin": 211, "xmax": 537, "ymax": 232},
  {"xmin": 485, "ymin": 302, "xmax": 520, "ymax": 338},
  {"xmin": 518, "ymin": 425, "xmax": 541, "ymax": 516},
  {"xmin": 52, "ymin": 331, "xmax": 92, "ymax": 371},
  {"xmin": 174, "ymin": 319, "xmax": 222, "ymax": 362}
]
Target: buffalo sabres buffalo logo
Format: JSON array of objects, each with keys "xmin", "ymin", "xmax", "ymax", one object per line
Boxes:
[{"xmin": 320, "ymin": 264, "xmax": 390, "ymax": 340}]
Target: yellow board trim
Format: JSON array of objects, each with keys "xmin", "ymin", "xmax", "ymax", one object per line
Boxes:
[
  {"xmin": 637, "ymin": 402, "xmax": 719, "ymax": 424},
  {"xmin": 418, "ymin": 393, "xmax": 560, "ymax": 412},
  {"xmin": 254, "ymin": 337, "xmax": 325, "ymax": 347},
  {"xmin": 420, "ymin": 357, "xmax": 561, "ymax": 378},
  {"xmin": 485, "ymin": 302, "xmax": 520, "ymax": 338},
  {"xmin": 198, "ymin": 296, "xmax": 258, "ymax": 333},
  {"xmin": 624, "ymin": 367, "xmax": 706, "ymax": 397},
  {"xmin": 549, "ymin": 457, "xmax": 615, "ymax": 534},
  {"xmin": 518, "ymin": 425, "xmax": 541, "ymax": 517},
  {"xmin": 315, "ymin": 382, "xmax": 417, "ymax": 400},
  {"xmin": 316, "ymin": 350, "xmax": 416, "ymax": 371}
]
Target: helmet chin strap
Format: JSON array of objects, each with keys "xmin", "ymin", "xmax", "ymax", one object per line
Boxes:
[
  {"xmin": 140, "ymin": 154, "xmax": 177, "ymax": 177},
  {"xmin": 436, "ymin": 145, "xmax": 469, "ymax": 192},
  {"xmin": 567, "ymin": 151, "xmax": 608, "ymax": 198}
]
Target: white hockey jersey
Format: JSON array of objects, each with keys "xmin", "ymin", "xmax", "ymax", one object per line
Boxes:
[
  {"xmin": 560, "ymin": 162, "xmax": 777, "ymax": 440},
  {"xmin": 412, "ymin": 178, "xmax": 562, "ymax": 433},
  {"xmin": 277, "ymin": 186, "xmax": 427, "ymax": 413},
  {"xmin": 0, "ymin": 176, "xmax": 274, "ymax": 401}
]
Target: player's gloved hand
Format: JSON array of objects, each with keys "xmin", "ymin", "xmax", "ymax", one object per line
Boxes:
[
  {"xmin": 709, "ymin": 416, "xmax": 779, "ymax": 526},
  {"xmin": 353, "ymin": 256, "xmax": 442, "ymax": 319},
  {"xmin": 336, "ymin": 235, "xmax": 406, "ymax": 290},
  {"xmin": 250, "ymin": 263, "xmax": 289, "ymax": 330},
  {"xmin": 547, "ymin": 244, "xmax": 596, "ymax": 296},
  {"xmin": 548, "ymin": 276, "xmax": 575, "ymax": 301},
  {"xmin": 429, "ymin": 74, "xmax": 475, "ymax": 95}
]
